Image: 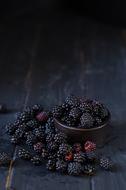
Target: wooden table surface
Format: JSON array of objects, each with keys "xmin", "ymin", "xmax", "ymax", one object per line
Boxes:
[{"xmin": 0, "ymin": 15, "xmax": 126, "ymax": 190}]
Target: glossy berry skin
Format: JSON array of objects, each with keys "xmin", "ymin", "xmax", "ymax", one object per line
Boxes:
[{"xmin": 84, "ymin": 141, "xmax": 96, "ymax": 152}]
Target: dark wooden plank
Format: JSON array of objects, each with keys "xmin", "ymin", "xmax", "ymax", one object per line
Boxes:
[{"xmin": 0, "ymin": 20, "xmax": 38, "ymax": 189}]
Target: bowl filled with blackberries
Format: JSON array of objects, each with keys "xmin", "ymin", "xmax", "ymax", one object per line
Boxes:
[{"xmin": 53, "ymin": 95, "xmax": 111, "ymax": 146}]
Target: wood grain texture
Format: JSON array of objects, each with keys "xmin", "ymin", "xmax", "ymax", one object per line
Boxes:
[{"xmin": 0, "ymin": 15, "xmax": 126, "ymax": 190}]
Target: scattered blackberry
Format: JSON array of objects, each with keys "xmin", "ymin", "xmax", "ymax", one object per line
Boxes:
[
  {"xmin": 65, "ymin": 95, "xmax": 79, "ymax": 108},
  {"xmin": 67, "ymin": 162, "xmax": 82, "ymax": 175},
  {"xmin": 33, "ymin": 126, "xmax": 45, "ymax": 141},
  {"xmin": 46, "ymin": 159, "xmax": 56, "ymax": 171},
  {"xmin": 18, "ymin": 148, "xmax": 31, "ymax": 160},
  {"xmin": 52, "ymin": 105, "xmax": 63, "ymax": 118},
  {"xmin": 73, "ymin": 143, "xmax": 82, "ymax": 153},
  {"xmin": 100, "ymin": 157, "xmax": 114, "ymax": 170},
  {"xmin": 32, "ymin": 104, "xmax": 43, "ymax": 114},
  {"xmin": 83, "ymin": 164, "xmax": 96, "ymax": 175},
  {"xmin": 10, "ymin": 135, "xmax": 19, "ymax": 144},
  {"xmin": 5, "ymin": 123, "xmax": 17, "ymax": 135},
  {"xmin": 36, "ymin": 111, "xmax": 48, "ymax": 122},
  {"xmin": 54, "ymin": 132, "xmax": 67, "ymax": 144},
  {"xmin": 17, "ymin": 111, "xmax": 32, "ymax": 122},
  {"xmin": 86, "ymin": 152, "xmax": 97, "ymax": 163},
  {"xmin": 0, "ymin": 152, "xmax": 11, "ymax": 165},
  {"xmin": 26, "ymin": 134, "xmax": 37, "ymax": 147},
  {"xmin": 26, "ymin": 120, "xmax": 38, "ymax": 130},
  {"xmin": 73, "ymin": 152, "xmax": 86, "ymax": 163},
  {"xmin": 15, "ymin": 125, "xmax": 25, "ymax": 138},
  {"xmin": 47, "ymin": 141, "xmax": 58, "ymax": 152},
  {"xmin": 57, "ymin": 143, "xmax": 71, "ymax": 158},
  {"xmin": 33, "ymin": 142, "xmax": 45, "ymax": 153},
  {"xmin": 56, "ymin": 159, "xmax": 67, "ymax": 173},
  {"xmin": 69, "ymin": 108, "xmax": 82, "ymax": 119},
  {"xmin": 31, "ymin": 155, "xmax": 42, "ymax": 165},
  {"xmin": 46, "ymin": 133, "xmax": 54, "ymax": 143},
  {"xmin": 80, "ymin": 113, "xmax": 94, "ymax": 128},
  {"xmin": 41, "ymin": 149, "xmax": 48, "ymax": 159}
]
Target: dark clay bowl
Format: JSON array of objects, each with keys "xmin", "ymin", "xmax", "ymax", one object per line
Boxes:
[{"xmin": 54, "ymin": 112, "xmax": 111, "ymax": 147}]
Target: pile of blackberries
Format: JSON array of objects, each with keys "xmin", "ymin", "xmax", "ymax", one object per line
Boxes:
[
  {"xmin": 4, "ymin": 96, "xmax": 114, "ymax": 176},
  {"xmin": 52, "ymin": 95, "xmax": 109, "ymax": 129}
]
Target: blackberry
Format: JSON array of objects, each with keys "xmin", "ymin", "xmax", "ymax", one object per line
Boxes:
[
  {"xmin": 79, "ymin": 101, "xmax": 93, "ymax": 113},
  {"xmin": 33, "ymin": 142, "xmax": 45, "ymax": 153},
  {"xmin": 46, "ymin": 133, "xmax": 54, "ymax": 143},
  {"xmin": 58, "ymin": 143, "xmax": 72, "ymax": 157},
  {"xmin": 52, "ymin": 105, "xmax": 63, "ymax": 118},
  {"xmin": 73, "ymin": 152, "xmax": 86, "ymax": 163},
  {"xmin": 65, "ymin": 95, "xmax": 79, "ymax": 108},
  {"xmin": 33, "ymin": 126, "xmax": 45, "ymax": 141},
  {"xmin": 32, "ymin": 104, "xmax": 43, "ymax": 114},
  {"xmin": 73, "ymin": 143, "xmax": 82, "ymax": 153},
  {"xmin": 5, "ymin": 123, "xmax": 17, "ymax": 135},
  {"xmin": 15, "ymin": 125, "xmax": 25, "ymax": 138},
  {"xmin": 17, "ymin": 111, "xmax": 32, "ymax": 122},
  {"xmin": 36, "ymin": 111, "xmax": 48, "ymax": 122},
  {"xmin": 80, "ymin": 113, "xmax": 94, "ymax": 128},
  {"xmin": 31, "ymin": 155, "xmax": 42, "ymax": 165},
  {"xmin": 26, "ymin": 134, "xmax": 37, "ymax": 147},
  {"xmin": 0, "ymin": 152, "xmax": 11, "ymax": 165},
  {"xmin": 67, "ymin": 162, "xmax": 82, "ymax": 175},
  {"xmin": 10, "ymin": 135, "xmax": 19, "ymax": 144},
  {"xmin": 54, "ymin": 132, "xmax": 67, "ymax": 144},
  {"xmin": 45, "ymin": 118, "xmax": 56, "ymax": 135},
  {"xmin": 26, "ymin": 120, "xmax": 38, "ymax": 130},
  {"xmin": 56, "ymin": 159, "xmax": 67, "ymax": 173},
  {"xmin": 47, "ymin": 141, "xmax": 58, "ymax": 152},
  {"xmin": 41, "ymin": 149, "xmax": 48, "ymax": 159},
  {"xmin": 86, "ymin": 152, "xmax": 97, "ymax": 163},
  {"xmin": 18, "ymin": 148, "xmax": 31, "ymax": 160},
  {"xmin": 95, "ymin": 117, "xmax": 103, "ymax": 126},
  {"xmin": 61, "ymin": 103, "xmax": 71, "ymax": 112},
  {"xmin": 46, "ymin": 159, "xmax": 56, "ymax": 171},
  {"xmin": 69, "ymin": 108, "xmax": 82, "ymax": 120},
  {"xmin": 48, "ymin": 152, "xmax": 57, "ymax": 160},
  {"xmin": 100, "ymin": 105, "xmax": 109, "ymax": 120},
  {"xmin": 83, "ymin": 164, "xmax": 96, "ymax": 175},
  {"xmin": 62, "ymin": 116, "xmax": 76, "ymax": 127},
  {"xmin": 100, "ymin": 157, "xmax": 114, "ymax": 170}
]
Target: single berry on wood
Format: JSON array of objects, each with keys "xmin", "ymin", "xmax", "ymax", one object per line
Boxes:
[
  {"xmin": 67, "ymin": 162, "xmax": 82, "ymax": 176},
  {"xmin": 84, "ymin": 141, "xmax": 96, "ymax": 152},
  {"xmin": 100, "ymin": 156, "xmax": 114, "ymax": 170}
]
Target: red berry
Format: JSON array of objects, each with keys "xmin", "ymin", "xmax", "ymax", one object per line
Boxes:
[
  {"xmin": 36, "ymin": 112, "xmax": 48, "ymax": 122},
  {"xmin": 65, "ymin": 152, "xmax": 73, "ymax": 161},
  {"xmin": 84, "ymin": 141, "xmax": 96, "ymax": 152}
]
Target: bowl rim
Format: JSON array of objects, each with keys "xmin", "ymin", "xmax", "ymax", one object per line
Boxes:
[{"xmin": 54, "ymin": 112, "xmax": 111, "ymax": 132}]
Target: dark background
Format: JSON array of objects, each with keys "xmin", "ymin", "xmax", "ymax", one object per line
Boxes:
[{"xmin": 0, "ymin": 1, "xmax": 126, "ymax": 190}]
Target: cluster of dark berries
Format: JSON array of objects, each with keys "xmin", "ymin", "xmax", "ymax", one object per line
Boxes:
[
  {"xmin": 5, "ymin": 100, "xmax": 114, "ymax": 176},
  {"xmin": 52, "ymin": 95, "xmax": 109, "ymax": 129}
]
